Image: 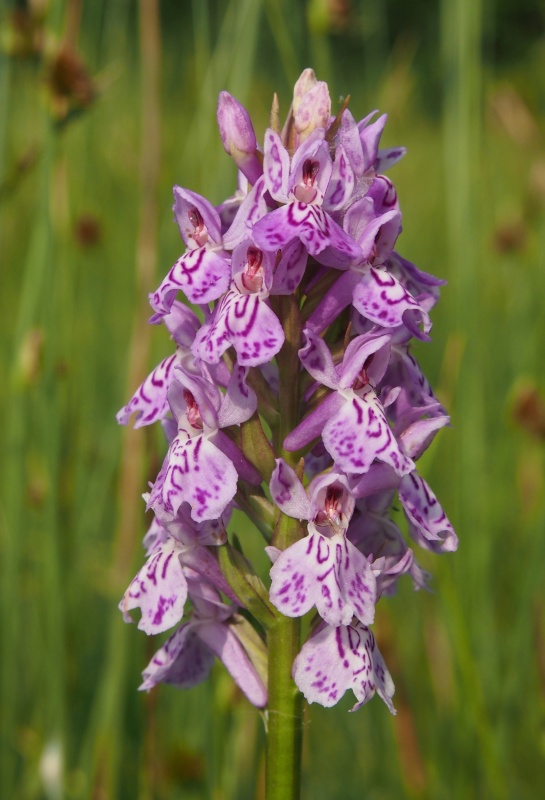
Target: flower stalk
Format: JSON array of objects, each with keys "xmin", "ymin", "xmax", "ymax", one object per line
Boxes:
[
  {"xmin": 266, "ymin": 582, "xmax": 303, "ymax": 800},
  {"xmin": 266, "ymin": 294, "xmax": 304, "ymax": 798}
]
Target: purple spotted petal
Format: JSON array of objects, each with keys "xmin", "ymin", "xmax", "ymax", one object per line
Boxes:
[
  {"xmin": 293, "ymin": 620, "xmax": 396, "ymax": 713},
  {"xmin": 155, "ymin": 300, "xmax": 200, "ymax": 348},
  {"xmin": 269, "ymin": 459, "xmax": 312, "ymax": 518},
  {"xmin": 152, "ymin": 433, "xmax": 238, "ymax": 522},
  {"xmin": 311, "ymin": 216, "xmax": 363, "ymax": 268},
  {"xmin": 173, "ymin": 186, "xmax": 222, "ymax": 248},
  {"xmin": 387, "ymin": 252, "xmax": 445, "ymax": 311},
  {"xmin": 352, "ymin": 267, "xmax": 431, "ymax": 334},
  {"xmin": 298, "ymin": 204, "xmax": 360, "ymax": 261},
  {"xmin": 186, "ymin": 579, "xmax": 232, "ymax": 616},
  {"xmin": 173, "ymin": 352, "xmax": 238, "ymax": 424},
  {"xmin": 151, "ymin": 249, "xmax": 231, "ymax": 312},
  {"xmin": 269, "ymin": 531, "xmax": 376, "ymax": 627},
  {"xmin": 398, "ymin": 415, "xmax": 450, "ymax": 460},
  {"xmin": 344, "ymin": 204, "xmax": 400, "ymax": 268},
  {"xmin": 161, "ymin": 416, "xmax": 177, "ymax": 445},
  {"xmin": 140, "ymin": 622, "xmax": 215, "ymax": 690},
  {"xmin": 165, "ymin": 502, "xmax": 230, "ymax": 547},
  {"xmin": 338, "ymin": 331, "xmax": 391, "ymax": 389},
  {"xmin": 299, "ymin": 441, "xmax": 330, "ymax": 482},
  {"xmin": 322, "ymin": 389, "xmax": 414, "ymax": 476},
  {"xmin": 347, "ymin": 503, "xmax": 427, "ymax": 595},
  {"xmin": 283, "ymin": 391, "xmax": 345, "ymax": 452},
  {"xmin": 339, "ymin": 109, "xmax": 365, "ymax": 176},
  {"xmin": 251, "ymin": 204, "xmax": 300, "ymax": 251},
  {"xmin": 192, "ymin": 290, "xmax": 285, "ymax": 367},
  {"xmin": 223, "ymin": 176, "xmax": 268, "ymax": 250},
  {"xmin": 375, "ymin": 548, "xmax": 418, "ymax": 595},
  {"xmin": 217, "ymin": 364, "xmax": 257, "ymax": 427},
  {"xmin": 253, "ymin": 203, "xmax": 361, "ymax": 263},
  {"xmin": 263, "ymin": 129, "xmax": 290, "ymax": 202},
  {"xmin": 343, "ymin": 196, "xmax": 377, "ymax": 245},
  {"xmin": 213, "ymin": 430, "xmax": 261, "ymax": 485},
  {"xmin": 375, "ymin": 146, "xmax": 407, "ymax": 172},
  {"xmin": 167, "ymin": 368, "xmax": 220, "ymax": 431},
  {"xmin": 399, "ymin": 473, "xmax": 458, "ymax": 552},
  {"xmin": 323, "ymin": 145, "xmax": 355, "ymax": 211},
  {"xmin": 350, "ymin": 462, "xmax": 400, "ymax": 499},
  {"xmin": 366, "ymin": 176, "xmax": 399, "ymax": 214},
  {"xmin": 298, "ymin": 327, "xmax": 341, "ymax": 390},
  {"xmin": 119, "ymin": 539, "xmax": 188, "ymax": 634},
  {"xmin": 216, "ymin": 180, "xmax": 246, "ymax": 234},
  {"xmin": 358, "ymin": 112, "xmax": 387, "ymax": 172},
  {"xmin": 384, "ymin": 344, "xmax": 446, "ymax": 429},
  {"xmin": 272, "ymin": 239, "xmax": 308, "ymax": 295},
  {"xmin": 180, "ymin": 545, "xmax": 239, "ymax": 603},
  {"xmin": 289, "ymin": 132, "xmax": 331, "ymax": 200},
  {"xmin": 306, "ymin": 270, "xmax": 360, "ymax": 334},
  {"xmin": 367, "ymin": 210, "xmax": 402, "ymax": 262},
  {"xmin": 117, "ymin": 354, "xmax": 178, "ymax": 428},
  {"xmin": 142, "ymin": 516, "xmax": 170, "ymax": 555}
]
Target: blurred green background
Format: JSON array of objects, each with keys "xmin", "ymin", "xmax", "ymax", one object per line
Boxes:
[{"xmin": 1, "ymin": 0, "xmax": 545, "ymax": 798}]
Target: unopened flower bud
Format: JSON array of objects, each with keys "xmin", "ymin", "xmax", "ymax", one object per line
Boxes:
[
  {"xmin": 293, "ymin": 68, "xmax": 318, "ymax": 112},
  {"xmin": 294, "ymin": 79, "xmax": 331, "ymax": 143},
  {"xmin": 217, "ymin": 91, "xmax": 263, "ymax": 185}
]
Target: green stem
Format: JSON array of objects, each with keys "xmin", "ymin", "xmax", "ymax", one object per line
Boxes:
[
  {"xmin": 266, "ymin": 294, "xmax": 304, "ymax": 800},
  {"xmin": 266, "ymin": 601, "xmax": 303, "ymax": 800}
]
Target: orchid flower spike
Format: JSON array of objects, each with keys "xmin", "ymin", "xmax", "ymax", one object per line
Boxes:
[{"xmin": 117, "ymin": 68, "xmax": 455, "ymax": 737}]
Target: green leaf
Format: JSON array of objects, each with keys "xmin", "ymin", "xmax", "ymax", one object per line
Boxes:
[
  {"xmin": 240, "ymin": 410, "xmax": 277, "ymax": 482},
  {"xmin": 230, "ymin": 613, "xmax": 269, "ymax": 690},
  {"xmin": 219, "ymin": 542, "xmax": 279, "ymax": 629}
]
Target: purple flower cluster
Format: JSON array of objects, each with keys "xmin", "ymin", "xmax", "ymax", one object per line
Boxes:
[{"xmin": 117, "ymin": 69, "xmax": 456, "ymax": 714}]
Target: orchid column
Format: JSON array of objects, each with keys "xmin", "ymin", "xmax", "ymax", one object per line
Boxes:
[{"xmin": 117, "ymin": 69, "xmax": 456, "ymax": 800}]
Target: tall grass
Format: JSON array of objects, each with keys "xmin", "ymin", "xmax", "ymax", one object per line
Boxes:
[{"xmin": 1, "ymin": 0, "xmax": 544, "ymax": 797}]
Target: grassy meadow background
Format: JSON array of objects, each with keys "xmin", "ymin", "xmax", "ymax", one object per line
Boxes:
[{"xmin": 1, "ymin": 0, "xmax": 545, "ymax": 797}]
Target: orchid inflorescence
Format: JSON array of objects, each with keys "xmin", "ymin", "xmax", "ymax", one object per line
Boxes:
[{"xmin": 117, "ymin": 69, "xmax": 456, "ymax": 715}]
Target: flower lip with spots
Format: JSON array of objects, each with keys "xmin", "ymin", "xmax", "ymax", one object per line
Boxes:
[
  {"xmin": 293, "ymin": 620, "xmax": 396, "ymax": 713},
  {"xmin": 284, "ymin": 328, "xmax": 413, "ymax": 477},
  {"xmin": 150, "ymin": 187, "xmax": 231, "ymax": 313},
  {"xmin": 148, "ymin": 364, "xmax": 258, "ymax": 523},
  {"xmin": 268, "ymin": 462, "xmax": 376, "ymax": 627},
  {"xmin": 191, "ymin": 241, "xmax": 285, "ymax": 368},
  {"xmin": 251, "ymin": 128, "xmax": 362, "ymax": 265}
]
